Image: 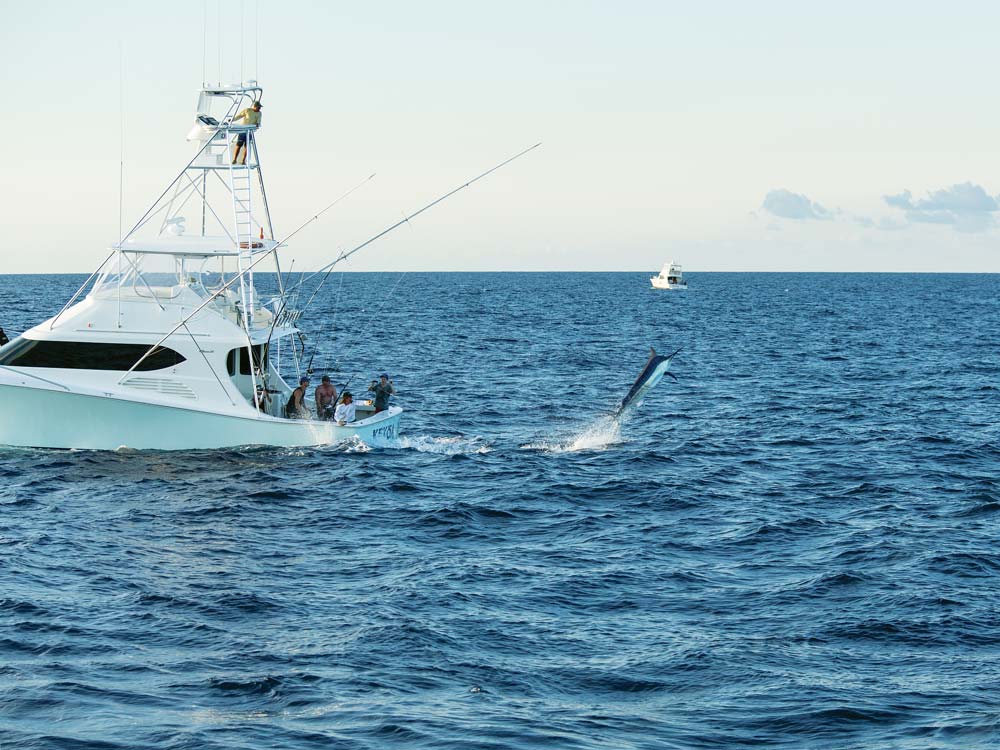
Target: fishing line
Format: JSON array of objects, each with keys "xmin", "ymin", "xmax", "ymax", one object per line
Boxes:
[
  {"xmin": 300, "ymin": 250, "xmax": 347, "ymax": 311},
  {"xmin": 304, "ymin": 268, "xmax": 347, "ymax": 380},
  {"xmin": 280, "ymin": 258, "xmax": 295, "ymax": 298},
  {"xmin": 287, "ymin": 142, "xmax": 542, "ymax": 297},
  {"xmin": 281, "ymin": 173, "xmax": 376, "ymax": 248},
  {"xmin": 333, "ymin": 271, "xmax": 408, "ymax": 391},
  {"xmin": 328, "ymin": 268, "xmax": 346, "ymax": 346},
  {"xmin": 120, "ymin": 146, "xmax": 539, "ymax": 377}
]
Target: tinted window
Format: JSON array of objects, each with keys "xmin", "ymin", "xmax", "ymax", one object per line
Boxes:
[
  {"xmin": 0, "ymin": 337, "xmax": 185, "ymax": 371},
  {"xmin": 227, "ymin": 345, "xmax": 268, "ymax": 376}
]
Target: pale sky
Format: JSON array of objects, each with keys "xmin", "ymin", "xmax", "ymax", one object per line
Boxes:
[{"xmin": 2, "ymin": 0, "xmax": 999, "ymax": 272}]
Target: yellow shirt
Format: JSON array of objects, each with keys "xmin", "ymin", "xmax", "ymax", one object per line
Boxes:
[{"xmin": 235, "ymin": 108, "xmax": 261, "ymax": 126}]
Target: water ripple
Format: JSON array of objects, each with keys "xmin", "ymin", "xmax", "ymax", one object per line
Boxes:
[{"xmin": 2, "ymin": 272, "xmax": 999, "ymax": 749}]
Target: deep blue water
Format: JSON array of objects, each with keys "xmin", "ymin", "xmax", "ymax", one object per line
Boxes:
[{"xmin": 1, "ymin": 272, "xmax": 999, "ymax": 749}]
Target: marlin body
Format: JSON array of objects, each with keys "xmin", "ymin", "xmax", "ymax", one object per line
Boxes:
[{"xmin": 616, "ymin": 347, "xmax": 679, "ymax": 416}]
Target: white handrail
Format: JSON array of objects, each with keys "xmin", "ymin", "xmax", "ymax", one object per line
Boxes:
[{"xmin": 0, "ymin": 365, "xmax": 71, "ymax": 392}]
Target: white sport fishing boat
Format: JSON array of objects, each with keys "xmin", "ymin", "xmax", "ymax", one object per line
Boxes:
[
  {"xmin": 650, "ymin": 261, "xmax": 687, "ymax": 290},
  {"xmin": 0, "ymin": 82, "xmax": 407, "ymax": 450}
]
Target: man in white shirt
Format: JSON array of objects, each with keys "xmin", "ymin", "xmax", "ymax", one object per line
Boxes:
[{"xmin": 334, "ymin": 391, "xmax": 356, "ymax": 425}]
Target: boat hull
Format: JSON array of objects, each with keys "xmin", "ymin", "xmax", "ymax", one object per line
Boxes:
[
  {"xmin": 650, "ymin": 278, "xmax": 687, "ymax": 290},
  {"xmin": 0, "ymin": 383, "xmax": 402, "ymax": 450}
]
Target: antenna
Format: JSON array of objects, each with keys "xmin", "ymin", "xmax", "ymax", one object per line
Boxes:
[
  {"xmin": 118, "ymin": 42, "xmax": 125, "ymax": 245},
  {"xmin": 117, "ymin": 41, "xmax": 125, "ymax": 329},
  {"xmin": 202, "ymin": 0, "xmax": 207, "ymax": 86},
  {"xmin": 240, "ymin": 0, "xmax": 245, "ymax": 84}
]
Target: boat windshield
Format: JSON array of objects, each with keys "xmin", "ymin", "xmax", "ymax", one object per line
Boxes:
[{"xmin": 92, "ymin": 252, "xmax": 216, "ymax": 300}]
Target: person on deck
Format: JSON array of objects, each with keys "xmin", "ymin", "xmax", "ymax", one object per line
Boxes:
[
  {"xmin": 368, "ymin": 373, "xmax": 396, "ymax": 414},
  {"xmin": 334, "ymin": 392, "xmax": 356, "ymax": 426},
  {"xmin": 315, "ymin": 375, "xmax": 337, "ymax": 420},
  {"xmin": 255, "ymin": 384, "xmax": 272, "ymax": 414},
  {"xmin": 284, "ymin": 376, "xmax": 310, "ymax": 419},
  {"xmin": 231, "ymin": 100, "xmax": 262, "ymax": 165}
]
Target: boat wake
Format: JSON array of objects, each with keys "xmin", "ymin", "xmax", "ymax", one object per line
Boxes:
[
  {"xmin": 521, "ymin": 415, "xmax": 623, "ymax": 453},
  {"xmin": 336, "ymin": 434, "xmax": 492, "ymax": 455},
  {"xmin": 389, "ymin": 435, "xmax": 492, "ymax": 454}
]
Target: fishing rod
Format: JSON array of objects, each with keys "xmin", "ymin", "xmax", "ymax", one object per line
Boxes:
[
  {"xmin": 300, "ymin": 249, "xmax": 347, "ymax": 311},
  {"xmin": 287, "ymin": 142, "xmax": 543, "ymax": 300},
  {"xmin": 117, "ymin": 174, "xmax": 375, "ymax": 381},
  {"xmin": 260, "ymin": 143, "xmax": 540, "ymax": 378},
  {"xmin": 330, "ymin": 270, "xmax": 409, "ymax": 393},
  {"xmin": 118, "ymin": 144, "xmax": 541, "ymax": 380},
  {"xmin": 285, "ymin": 172, "xmax": 376, "ymax": 246}
]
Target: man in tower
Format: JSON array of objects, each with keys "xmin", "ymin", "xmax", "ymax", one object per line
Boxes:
[{"xmin": 231, "ymin": 100, "xmax": 262, "ymax": 165}]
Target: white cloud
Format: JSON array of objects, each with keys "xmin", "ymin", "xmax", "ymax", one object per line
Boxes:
[
  {"xmin": 883, "ymin": 190, "xmax": 913, "ymax": 210},
  {"xmin": 855, "ymin": 215, "xmax": 908, "ymax": 231},
  {"xmin": 759, "ymin": 181, "xmax": 999, "ymax": 237},
  {"xmin": 882, "ymin": 182, "xmax": 1000, "ymax": 233},
  {"xmin": 762, "ymin": 189, "xmax": 831, "ymax": 220}
]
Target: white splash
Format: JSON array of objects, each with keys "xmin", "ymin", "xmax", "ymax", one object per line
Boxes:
[
  {"xmin": 522, "ymin": 415, "xmax": 623, "ymax": 453},
  {"xmin": 342, "ymin": 436, "xmax": 373, "ymax": 453},
  {"xmin": 388, "ymin": 434, "xmax": 492, "ymax": 455}
]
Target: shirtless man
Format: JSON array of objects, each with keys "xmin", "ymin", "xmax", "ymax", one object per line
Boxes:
[{"xmin": 315, "ymin": 375, "xmax": 337, "ymax": 421}]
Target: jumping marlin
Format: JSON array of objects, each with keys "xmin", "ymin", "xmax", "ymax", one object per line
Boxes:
[{"xmin": 616, "ymin": 347, "xmax": 680, "ymax": 416}]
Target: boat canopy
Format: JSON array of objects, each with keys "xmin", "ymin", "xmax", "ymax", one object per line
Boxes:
[
  {"xmin": 116, "ymin": 235, "xmax": 278, "ymax": 257},
  {"xmin": 91, "ymin": 247, "xmax": 261, "ymax": 302},
  {"xmin": 661, "ymin": 261, "xmax": 682, "ymax": 276}
]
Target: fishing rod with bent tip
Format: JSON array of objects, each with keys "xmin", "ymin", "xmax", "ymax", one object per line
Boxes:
[
  {"xmin": 288, "ymin": 142, "xmax": 543, "ymax": 303},
  {"xmin": 118, "ymin": 145, "xmax": 542, "ymax": 380}
]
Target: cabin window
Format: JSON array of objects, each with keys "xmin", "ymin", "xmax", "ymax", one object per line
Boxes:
[
  {"xmin": 226, "ymin": 344, "xmax": 268, "ymax": 376},
  {"xmin": 0, "ymin": 337, "xmax": 186, "ymax": 371}
]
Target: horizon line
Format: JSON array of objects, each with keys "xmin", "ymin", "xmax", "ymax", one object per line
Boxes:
[{"xmin": 2, "ymin": 270, "xmax": 998, "ymax": 276}]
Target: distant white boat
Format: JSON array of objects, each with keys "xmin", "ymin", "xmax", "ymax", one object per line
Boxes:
[{"xmin": 651, "ymin": 261, "xmax": 687, "ymax": 290}]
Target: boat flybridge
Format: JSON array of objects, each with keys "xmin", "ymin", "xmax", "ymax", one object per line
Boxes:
[
  {"xmin": 650, "ymin": 261, "xmax": 688, "ymax": 290},
  {"xmin": 0, "ymin": 83, "xmax": 402, "ymax": 450}
]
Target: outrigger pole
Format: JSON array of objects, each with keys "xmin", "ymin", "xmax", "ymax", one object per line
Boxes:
[
  {"xmin": 294, "ymin": 140, "xmax": 542, "ymax": 314},
  {"xmin": 288, "ymin": 141, "xmax": 542, "ymax": 297},
  {"xmin": 118, "ymin": 143, "xmax": 542, "ymax": 380}
]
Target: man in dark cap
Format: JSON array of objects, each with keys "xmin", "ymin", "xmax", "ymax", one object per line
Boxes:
[
  {"xmin": 368, "ymin": 373, "xmax": 396, "ymax": 414},
  {"xmin": 284, "ymin": 376, "xmax": 310, "ymax": 419},
  {"xmin": 334, "ymin": 391, "xmax": 356, "ymax": 426},
  {"xmin": 231, "ymin": 100, "xmax": 262, "ymax": 165}
]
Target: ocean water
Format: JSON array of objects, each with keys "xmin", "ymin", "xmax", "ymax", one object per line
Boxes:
[{"xmin": 1, "ymin": 271, "xmax": 998, "ymax": 749}]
